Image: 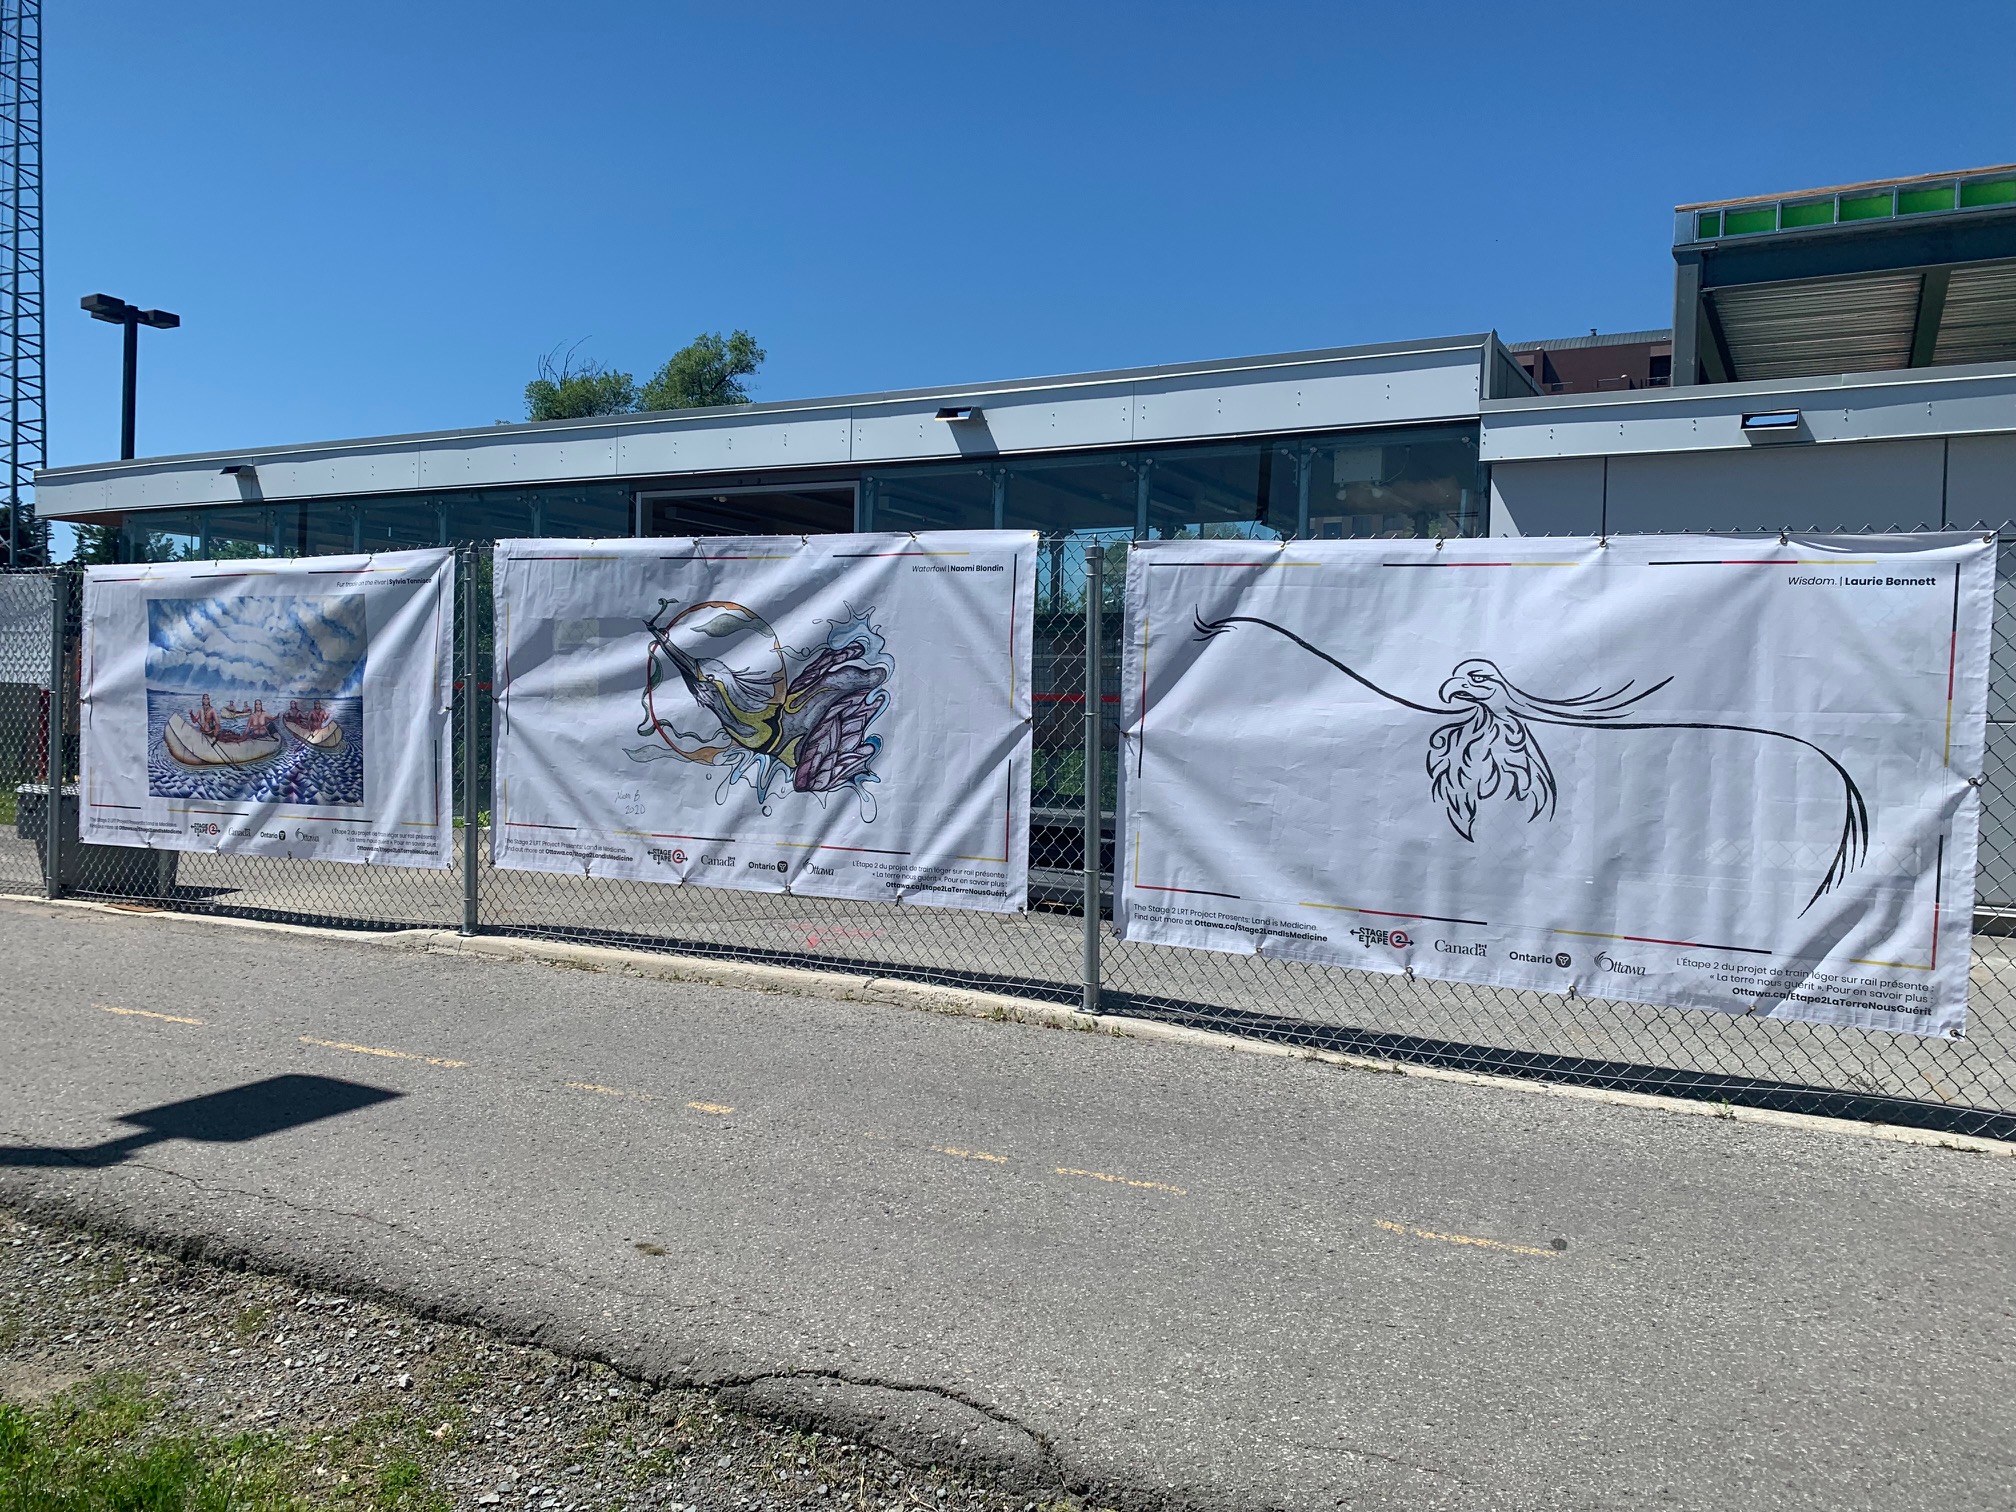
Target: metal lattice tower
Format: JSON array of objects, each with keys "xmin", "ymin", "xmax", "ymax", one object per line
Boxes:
[{"xmin": 0, "ymin": 0, "xmax": 41, "ymax": 565}]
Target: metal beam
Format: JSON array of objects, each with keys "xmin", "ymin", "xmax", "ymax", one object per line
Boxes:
[
  {"xmin": 1694, "ymin": 212, "xmax": 2016, "ymax": 292},
  {"xmin": 1700, "ymin": 294, "xmax": 1735, "ymax": 384},
  {"xmin": 1908, "ymin": 268, "xmax": 1951, "ymax": 368},
  {"xmin": 1672, "ymin": 254, "xmax": 1704, "ymax": 386}
]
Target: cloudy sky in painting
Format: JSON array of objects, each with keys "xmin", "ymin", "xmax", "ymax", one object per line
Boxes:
[{"xmin": 146, "ymin": 594, "xmax": 366, "ymax": 696}]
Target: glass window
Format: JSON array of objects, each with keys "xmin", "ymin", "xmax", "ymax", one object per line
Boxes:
[
  {"xmin": 530, "ymin": 484, "xmax": 631, "ymax": 539},
  {"xmin": 121, "ymin": 511, "xmax": 201, "ymax": 562},
  {"xmin": 1303, "ymin": 430, "xmax": 1480, "ymax": 540},
  {"xmin": 1003, "ymin": 456, "xmax": 1136, "ymax": 535},
  {"xmin": 359, "ymin": 496, "xmax": 444, "ymax": 548},
  {"xmin": 302, "ymin": 499, "xmax": 359, "ymax": 556},
  {"xmin": 1144, "ymin": 443, "xmax": 1293, "ymax": 541},
  {"xmin": 866, "ymin": 466, "xmax": 996, "ymax": 532},
  {"xmin": 445, "ymin": 490, "xmax": 538, "ymax": 543},
  {"xmin": 199, "ymin": 506, "xmax": 286, "ymax": 558},
  {"xmin": 644, "ymin": 485, "xmax": 854, "ymax": 537}
]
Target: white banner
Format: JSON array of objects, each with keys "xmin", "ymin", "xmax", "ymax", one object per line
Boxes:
[
  {"xmin": 79, "ymin": 549, "xmax": 455, "ymax": 868},
  {"xmin": 492, "ymin": 531, "xmax": 1035, "ymax": 912},
  {"xmin": 1117, "ymin": 534, "xmax": 1994, "ymax": 1038}
]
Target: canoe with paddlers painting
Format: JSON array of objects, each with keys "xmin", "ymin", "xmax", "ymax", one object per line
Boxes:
[
  {"xmin": 163, "ymin": 712, "xmax": 283, "ymax": 768},
  {"xmin": 284, "ymin": 715, "xmax": 343, "ymax": 750}
]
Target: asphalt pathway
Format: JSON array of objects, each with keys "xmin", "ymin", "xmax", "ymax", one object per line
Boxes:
[{"xmin": 0, "ymin": 898, "xmax": 2010, "ymax": 1511}]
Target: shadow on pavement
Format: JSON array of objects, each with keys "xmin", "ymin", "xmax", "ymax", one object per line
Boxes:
[{"xmin": 0, "ymin": 1074, "xmax": 403, "ymax": 1168}]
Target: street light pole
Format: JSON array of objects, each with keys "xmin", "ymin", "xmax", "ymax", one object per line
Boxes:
[
  {"xmin": 120, "ymin": 313, "xmax": 137, "ymax": 460},
  {"xmin": 80, "ymin": 294, "xmax": 179, "ymax": 461}
]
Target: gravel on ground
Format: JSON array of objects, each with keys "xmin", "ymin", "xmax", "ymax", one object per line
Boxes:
[{"xmin": 0, "ymin": 1207, "xmax": 1110, "ymax": 1512}]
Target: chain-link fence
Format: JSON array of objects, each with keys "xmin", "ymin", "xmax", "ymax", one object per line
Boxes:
[{"xmin": 5, "ymin": 534, "xmax": 2012, "ymax": 1142}]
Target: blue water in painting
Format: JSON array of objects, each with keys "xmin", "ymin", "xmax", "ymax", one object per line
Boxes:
[{"xmin": 146, "ymin": 690, "xmax": 365, "ymax": 806}]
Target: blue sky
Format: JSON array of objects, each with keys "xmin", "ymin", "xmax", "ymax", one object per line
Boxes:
[
  {"xmin": 47, "ymin": 1, "xmax": 2016, "ymax": 476},
  {"xmin": 147, "ymin": 594, "xmax": 366, "ymax": 695}
]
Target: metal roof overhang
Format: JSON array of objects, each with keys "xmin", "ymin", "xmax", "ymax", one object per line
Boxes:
[
  {"xmin": 35, "ymin": 333, "xmax": 1513, "ymax": 521},
  {"xmin": 1478, "ymin": 357, "xmax": 2016, "ymax": 462}
]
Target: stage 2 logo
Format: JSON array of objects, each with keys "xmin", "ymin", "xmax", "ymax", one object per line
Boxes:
[
  {"xmin": 190, "ymin": 822, "xmax": 220, "ymax": 837},
  {"xmin": 1350, "ymin": 926, "xmax": 1411, "ymax": 951}
]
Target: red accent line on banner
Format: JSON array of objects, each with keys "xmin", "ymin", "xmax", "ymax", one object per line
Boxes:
[
  {"xmin": 1551, "ymin": 927, "xmax": 1771, "ymax": 956},
  {"xmin": 831, "ymin": 551, "xmax": 970, "ymax": 558},
  {"xmin": 656, "ymin": 554, "xmax": 793, "ymax": 561},
  {"xmin": 1852, "ymin": 833, "xmax": 1945, "ymax": 973},
  {"xmin": 779, "ymin": 842, "xmax": 913, "ymax": 856},
  {"xmin": 1148, "ymin": 560, "xmax": 1320, "ymax": 568},
  {"xmin": 1380, "ymin": 561, "xmax": 1578, "ymax": 568},
  {"xmin": 1645, "ymin": 558, "xmax": 1878, "ymax": 567}
]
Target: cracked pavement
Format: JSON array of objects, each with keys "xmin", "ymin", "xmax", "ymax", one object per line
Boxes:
[{"xmin": 1, "ymin": 897, "xmax": 2013, "ymax": 1510}]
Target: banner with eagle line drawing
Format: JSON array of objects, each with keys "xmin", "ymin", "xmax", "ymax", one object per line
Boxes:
[
  {"xmin": 490, "ymin": 531, "xmax": 1035, "ymax": 912},
  {"xmin": 1116, "ymin": 533, "xmax": 1994, "ymax": 1037},
  {"xmin": 78, "ymin": 548, "xmax": 456, "ymax": 867}
]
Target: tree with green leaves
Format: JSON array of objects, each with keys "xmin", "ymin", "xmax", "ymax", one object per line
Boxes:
[
  {"xmin": 523, "ymin": 344, "xmax": 639, "ymax": 421},
  {"xmin": 524, "ymin": 332, "xmax": 766, "ymax": 422},
  {"xmin": 71, "ymin": 523, "xmax": 121, "ymax": 565},
  {"xmin": 0, "ymin": 504, "xmax": 47, "ymax": 568},
  {"xmin": 638, "ymin": 331, "xmax": 766, "ymax": 412}
]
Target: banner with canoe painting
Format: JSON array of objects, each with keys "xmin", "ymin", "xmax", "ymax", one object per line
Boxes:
[
  {"xmin": 490, "ymin": 532, "xmax": 1036, "ymax": 912},
  {"xmin": 1115, "ymin": 533, "xmax": 1994, "ymax": 1038},
  {"xmin": 78, "ymin": 549, "xmax": 455, "ymax": 868}
]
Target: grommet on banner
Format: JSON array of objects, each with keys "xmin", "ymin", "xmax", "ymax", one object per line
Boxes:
[
  {"xmin": 1598, "ymin": 535, "xmax": 1609, "ymax": 549},
  {"xmin": 1434, "ymin": 538, "xmax": 1445, "ymax": 552},
  {"xmin": 1404, "ymin": 965, "xmax": 1416, "ymax": 981},
  {"xmin": 1565, "ymin": 983, "xmax": 1577, "ymax": 1001},
  {"xmin": 1969, "ymin": 775, "xmax": 1986, "ymax": 787},
  {"xmin": 1778, "ymin": 528, "xmax": 1790, "ymax": 545}
]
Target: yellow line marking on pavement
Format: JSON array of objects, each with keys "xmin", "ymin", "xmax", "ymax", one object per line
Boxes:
[
  {"xmin": 565, "ymin": 1081, "xmax": 657, "ymax": 1101},
  {"xmin": 96, "ymin": 1003, "xmax": 204, "ymax": 1026},
  {"xmin": 1376, "ymin": 1219, "xmax": 1558, "ymax": 1257},
  {"xmin": 933, "ymin": 1145, "xmax": 1008, "ymax": 1164},
  {"xmin": 1054, "ymin": 1166, "xmax": 1186, "ymax": 1196},
  {"xmin": 299, "ymin": 1036, "xmax": 468, "ymax": 1068},
  {"xmin": 686, "ymin": 1101, "xmax": 735, "ymax": 1115}
]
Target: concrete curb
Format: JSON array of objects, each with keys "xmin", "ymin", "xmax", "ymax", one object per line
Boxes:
[{"xmin": 10, "ymin": 892, "xmax": 2013, "ymax": 1159}]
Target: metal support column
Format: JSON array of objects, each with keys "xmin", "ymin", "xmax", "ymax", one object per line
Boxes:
[
  {"xmin": 459, "ymin": 546, "xmax": 480, "ymax": 935},
  {"xmin": 1081, "ymin": 542, "xmax": 1104, "ymax": 1016},
  {"xmin": 1295, "ymin": 444, "xmax": 1312, "ymax": 539},
  {"xmin": 42, "ymin": 564, "xmax": 63, "ymax": 897}
]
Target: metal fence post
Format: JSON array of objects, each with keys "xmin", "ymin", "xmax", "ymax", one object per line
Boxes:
[
  {"xmin": 1082, "ymin": 542, "xmax": 1104, "ymax": 1015},
  {"xmin": 43, "ymin": 568, "xmax": 67, "ymax": 899},
  {"xmin": 460, "ymin": 545, "xmax": 480, "ymax": 935}
]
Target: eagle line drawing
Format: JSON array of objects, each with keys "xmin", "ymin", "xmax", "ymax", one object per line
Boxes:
[{"xmin": 1190, "ymin": 612, "xmax": 1869, "ymax": 914}]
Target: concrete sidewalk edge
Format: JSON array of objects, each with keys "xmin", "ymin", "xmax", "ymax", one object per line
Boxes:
[{"xmin": 9, "ymin": 892, "xmax": 2012, "ymax": 1160}]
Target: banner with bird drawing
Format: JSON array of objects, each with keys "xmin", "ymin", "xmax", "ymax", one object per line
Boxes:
[
  {"xmin": 1116, "ymin": 533, "xmax": 1994, "ymax": 1038},
  {"xmin": 491, "ymin": 532, "xmax": 1035, "ymax": 912},
  {"xmin": 78, "ymin": 549, "xmax": 455, "ymax": 867}
]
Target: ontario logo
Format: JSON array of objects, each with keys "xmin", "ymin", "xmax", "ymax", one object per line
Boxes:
[{"xmin": 1510, "ymin": 949, "xmax": 1572, "ymax": 968}]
